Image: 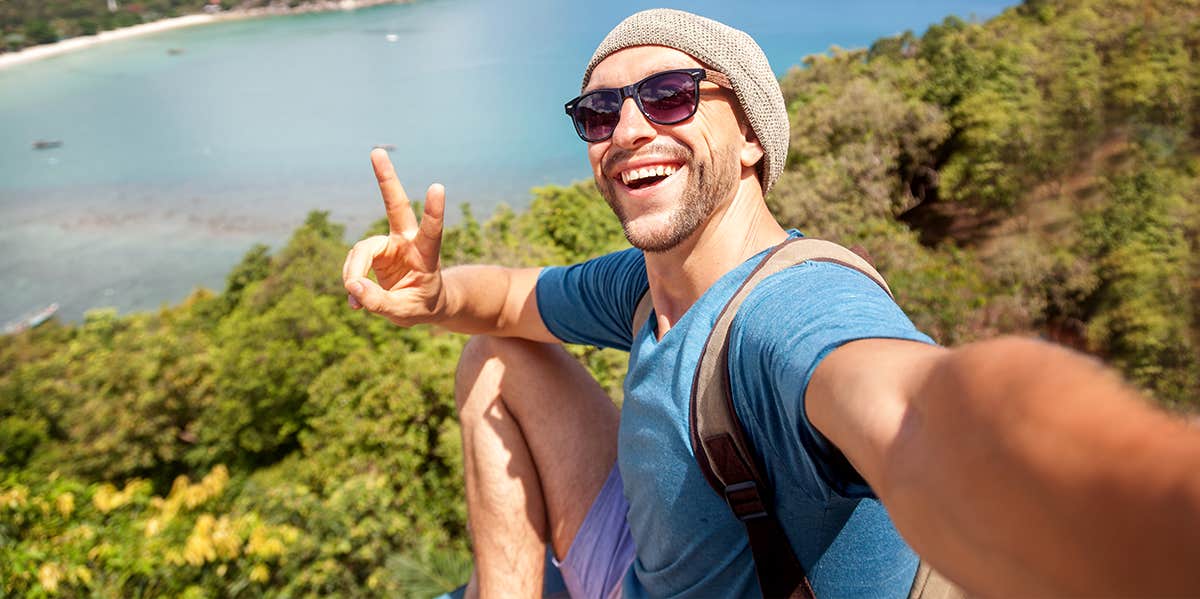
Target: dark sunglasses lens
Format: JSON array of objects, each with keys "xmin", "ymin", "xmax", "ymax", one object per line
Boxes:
[
  {"xmin": 639, "ymin": 71, "xmax": 699, "ymax": 124},
  {"xmin": 575, "ymin": 91, "xmax": 621, "ymax": 141}
]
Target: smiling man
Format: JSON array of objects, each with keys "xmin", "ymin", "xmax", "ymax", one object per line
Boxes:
[{"xmin": 343, "ymin": 8, "xmax": 1200, "ymax": 599}]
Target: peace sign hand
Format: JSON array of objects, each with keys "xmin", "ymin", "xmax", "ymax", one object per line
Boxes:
[{"xmin": 342, "ymin": 149, "xmax": 447, "ymax": 327}]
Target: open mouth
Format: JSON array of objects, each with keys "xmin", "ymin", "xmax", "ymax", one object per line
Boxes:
[{"xmin": 620, "ymin": 164, "xmax": 680, "ymax": 190}]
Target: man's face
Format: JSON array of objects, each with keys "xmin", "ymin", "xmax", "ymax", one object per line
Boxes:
[{"xmin": 583, "ymin": 46, "xmax": 759, "ymax": 253}]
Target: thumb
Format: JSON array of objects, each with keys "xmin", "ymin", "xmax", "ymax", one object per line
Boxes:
[{"xmin": 348, "ymin": 277, "xmax": 396, "ymax": 317}]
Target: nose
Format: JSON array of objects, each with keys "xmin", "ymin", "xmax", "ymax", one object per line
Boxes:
[{"xmin": 609, "ymin": 97, "xmax": 656, "ymax": 149}]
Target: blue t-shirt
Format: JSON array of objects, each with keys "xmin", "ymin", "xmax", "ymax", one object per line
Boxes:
[{"xmin": 536, "ymin": 233, "xmax": 935, "ymax": 598}]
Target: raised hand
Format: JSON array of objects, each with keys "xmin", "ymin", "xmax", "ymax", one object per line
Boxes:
[{"xmin": 342, "ymin": 149, "xmax": 447, "ymax": 326}]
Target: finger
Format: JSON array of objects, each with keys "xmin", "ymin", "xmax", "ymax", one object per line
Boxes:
[
  {"xmin": 414, "ymin": 183, "xmax": 445, "ymax": 270},
  {"xmin": 341, "ymin": 242, "xmax": 356, "ymax": 281},
  {"xmin": 347, "ymin": 277, "xmax": 397, "ymax": 320},
  {"xmin": 343, "ymin": 236, "xmax": 389, "ymax": 286},
  {"xmin": 341, "ymin": 244, "xmax": 361, "ymax": 283},
  {"xmin": 370, "ymin": 149, "xmax": 419, "ymax": 236},
  {"xmin": 343, "ymin": 236, "xmax": 378, "ymax": 285}
]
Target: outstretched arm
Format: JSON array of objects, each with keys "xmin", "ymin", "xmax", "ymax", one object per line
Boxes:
[
  {"xmin": 343, "ymin": 149, "xmax": 556, "ymax": 341},
  {"xmin": 807, "ymin": 336, "xmax": 1200, "ymax": 598}
]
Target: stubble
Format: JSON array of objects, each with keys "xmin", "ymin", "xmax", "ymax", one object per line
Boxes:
[{"xmin": 597, "ymin": 142, "xmax": 739, "ymax": 253}]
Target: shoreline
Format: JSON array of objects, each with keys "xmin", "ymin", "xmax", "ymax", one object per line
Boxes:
[{"xmin": 0, "ymin": 0, "xmax": 405, "ymax": 72}]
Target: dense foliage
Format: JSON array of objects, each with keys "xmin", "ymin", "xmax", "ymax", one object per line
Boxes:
[
  {"xmin": 772, "ymin": 0, "xmax": 1200, "ymax": 405},
  {"xmin": 2, "ymin": 0, "xmax": 1199, "ymax": 596},
  {"xmin": 0, "ymin": 192, "xmax": 627, "ymax": 597}
]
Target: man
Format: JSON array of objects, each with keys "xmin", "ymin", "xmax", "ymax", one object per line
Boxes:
[{"xmin": 343, "ymin": 9, "xmax": 1200, "ymax": 598}]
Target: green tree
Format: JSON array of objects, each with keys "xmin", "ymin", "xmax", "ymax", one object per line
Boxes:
[
  {"xmin": 519, "ymin": 181, "xmax": 628, "ymax": 265},
  {"xmin": 22, "ymin": 19, "xmax": 57, "ymax": 44},
  {"xmin": 1106, "ymin": 15, "xmax": 1196, "ymax": 131},
  {"xmin": 190, "ymin": 212, "xmax": 362, "ymax": 469},
  {"xmin": 1078, "ymin": 166, "xmax": 1199, "ymax": 406},
  {"xmin": 222, "ymin": 243, "xmax": 271, "ymax": 313},
  {"xmin": 775, "ymin": 49, "xmax": 949, "ymax": 232}
]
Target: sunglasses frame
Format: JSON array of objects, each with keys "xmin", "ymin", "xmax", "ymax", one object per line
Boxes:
[{"xmin": 564, "ymin": 68, "xmax": 732, "ymax": 142}]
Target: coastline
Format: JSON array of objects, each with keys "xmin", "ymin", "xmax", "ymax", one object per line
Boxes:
[{"xmin": 0, "ymin": 0, "xmax": 405, "ymax": 72}]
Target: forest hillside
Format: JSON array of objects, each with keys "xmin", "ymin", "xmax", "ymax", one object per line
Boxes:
[{"xmin": 2, "ymin": 0, "xmax": 1199, "ymax": 596}]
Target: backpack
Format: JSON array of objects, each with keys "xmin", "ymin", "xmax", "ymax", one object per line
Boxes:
[{"xmin": 631, "ymin": 237, "xmax": 965, "ymax": 599}]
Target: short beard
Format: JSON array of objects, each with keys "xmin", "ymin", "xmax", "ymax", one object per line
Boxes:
[{"xmin": 597, "ymin": 143, "xmax": 740, "ymax": 253}]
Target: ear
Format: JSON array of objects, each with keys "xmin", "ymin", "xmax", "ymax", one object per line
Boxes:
[{"xmin": 740, "ymin": 127, "xmax": 765, "ymax": 169}]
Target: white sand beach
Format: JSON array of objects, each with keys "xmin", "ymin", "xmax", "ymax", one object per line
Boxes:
[
  {"xmin": 0, "ymin": 14, "xmax": 217, "ymax": 71},
  {"xmin": 0, "ymin": 0, "xmax": 403, "ymax": 72}
]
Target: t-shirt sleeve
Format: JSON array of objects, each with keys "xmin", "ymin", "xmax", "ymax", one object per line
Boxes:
[
  {"xmin": 728, "ymin": 261, "xmax": 935, "ymax": 499},
  {"xmin": 535, "ymin": 248, "xmax": 648, "ymax": 351}
]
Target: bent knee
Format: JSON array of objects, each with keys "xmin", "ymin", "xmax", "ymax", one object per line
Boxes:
[
  {"xmin": 455, "ymin": 335, "xmax": 532, "ymax": 413},
  {"xmin": 458, "ymin": 335, "xmax": 503, "ymax": 372}
]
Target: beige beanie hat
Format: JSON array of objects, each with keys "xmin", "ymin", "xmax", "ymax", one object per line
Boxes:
[{"xmin": 582, "ymin": 9, "xmax": 790, "ymax": 194}]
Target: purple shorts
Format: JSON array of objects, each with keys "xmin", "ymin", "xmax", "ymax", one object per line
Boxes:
[{"xmin": 553, "ymin": 464, "xmax": 636, "ymax": 599}]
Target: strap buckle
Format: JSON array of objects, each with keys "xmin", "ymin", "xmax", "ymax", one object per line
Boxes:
[{"xmin": 723, "ymin": 480, "xmax": 768, "ymax": 521}]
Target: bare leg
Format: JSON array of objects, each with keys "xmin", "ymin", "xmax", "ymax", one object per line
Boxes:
[{"xmin": 455, "ymin": 336, "xmax": 620, "ymax": 599}]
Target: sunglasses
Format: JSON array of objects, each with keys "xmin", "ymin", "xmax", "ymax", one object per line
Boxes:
[{"xmin": 564, "ymin": 68, "xmax": 732, "ymax": 143}]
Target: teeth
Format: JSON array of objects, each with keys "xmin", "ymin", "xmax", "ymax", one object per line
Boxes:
[{"xmin": 620, "ymin": 164, "xmax": 678, "ymax": 185}]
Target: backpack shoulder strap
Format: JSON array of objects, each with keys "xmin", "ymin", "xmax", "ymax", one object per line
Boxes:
[
  {"xmin": 689, "ymin": 237, "xmax": 893, "ymax": 599},
  {"xmin": 632, "ymin": 289, "xmax": 654, "ymax": 339},
  {"xmin": 907, "ymin": 561, "xmax": 967, "ymax": 599}
]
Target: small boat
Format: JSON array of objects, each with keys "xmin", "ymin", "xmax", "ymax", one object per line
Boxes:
[
  {"xmin": 2, "ymin": 303, "xmax": 59, "ymax": 335},
  {"xmin": 167, "ymin": 48, "xmax": 185, "ymax": 55},
  {"xmin": 373, "ymin": 143, "xmax": 397, "ymax": 152},
  {"xmin": 385, "ymin": 33, "xmax": 399, "ymax": 42},
  {"xmin": 32, "ymin": 140, "xmax": 62, "ymax": 150}
]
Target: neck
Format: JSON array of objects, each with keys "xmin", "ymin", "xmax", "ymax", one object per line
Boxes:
[{"xmin": 644, "ymin": 174, "xmax": 787, "ymax": 338}]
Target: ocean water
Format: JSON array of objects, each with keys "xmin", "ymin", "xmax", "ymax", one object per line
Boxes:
[{"xmin": 0, "ymin": 0, "xmax": 1012, "ymax": 323}]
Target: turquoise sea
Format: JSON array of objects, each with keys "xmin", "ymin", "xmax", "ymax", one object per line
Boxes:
[{"xmin": 0, "ymin": 0, "xmax": 1012, "ymax": 323}]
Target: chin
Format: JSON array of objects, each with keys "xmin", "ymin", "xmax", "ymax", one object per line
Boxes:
[
  {"xmin": 598, "ymin": 156, "xmax": 733, "ymax": 253},
  {"xmin": 629, "ymin": 234, "xmax": 689, "ymax": 254},
  {"xmin": 621, "ymin": 210, "xmax": 703, "ymax": 253}
]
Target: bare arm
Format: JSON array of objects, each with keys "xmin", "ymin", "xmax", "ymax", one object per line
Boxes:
[
  {"xmin": 343, "ymin": 149, "xmax": 557, "ymax": 342},
  {"xmin": 807, "ymin": 336, "xmax": 1200, "ymax": 597},
  {"xmin": 436, "ymin": 265, "xmax": 556, "ymax": 340}
]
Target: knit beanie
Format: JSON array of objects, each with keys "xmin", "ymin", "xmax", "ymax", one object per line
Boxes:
[{"xmin": 582, "ymin": 9, "xmax": 789, "ymax": 194}]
